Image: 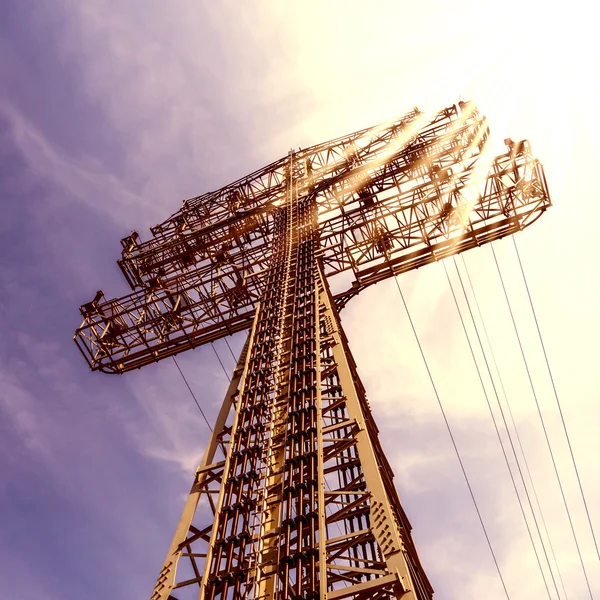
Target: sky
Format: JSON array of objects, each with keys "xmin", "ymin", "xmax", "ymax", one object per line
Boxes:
[{"xmin": 1, "ymin": 1, "xmax": 599, "ymax": 599}]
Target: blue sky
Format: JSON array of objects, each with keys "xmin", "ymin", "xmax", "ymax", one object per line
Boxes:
[{"xmin": 1, "ymin": 2, "xmax": 599, "ymax": 599}]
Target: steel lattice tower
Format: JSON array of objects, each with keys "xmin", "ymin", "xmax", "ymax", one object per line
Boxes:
[{"xmin": 74, "ymin": 101, "xmax": 550, "ymax": 600}]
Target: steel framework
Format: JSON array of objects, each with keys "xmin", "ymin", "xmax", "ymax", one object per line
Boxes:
[{"xmin": 74, "ymin": 101, "xmax": 551, "ymax": 600}]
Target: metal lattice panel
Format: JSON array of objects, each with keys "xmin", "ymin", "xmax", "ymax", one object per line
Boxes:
[
  {"xmin": 74, "ymin": 102, "xmax": 550, "ymax": 373},
  {"xmin": 74, "ymin": 101, "xmax": 551, "ymax": 600},
  {"xmin": 149, "ymin": 179, "xmax": 433, "ymax": 598}
]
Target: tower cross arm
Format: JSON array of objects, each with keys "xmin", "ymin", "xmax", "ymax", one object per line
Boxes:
[{"xmin": 73, "ymin": 102, "xmax": 550, "ymax": 373}]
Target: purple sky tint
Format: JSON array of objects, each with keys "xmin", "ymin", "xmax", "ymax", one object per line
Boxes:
[{"xmin": 1, "ymin": 2, "xmax": 599, "ymax": 599}]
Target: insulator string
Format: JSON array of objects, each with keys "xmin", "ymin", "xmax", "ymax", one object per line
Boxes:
[
  {"xmin": 491, "ymin": 243, "xmax": 594, "ymax": 599},
  {"xmin": 460, "ymin": 253, "xmax": 569, "ymax": 600},
  {"xmin": 512, "ymin": 236, "xmax": 600, "ymax": 562},
  {"xmin": 392, "ymin": 274, "xmax": 511, "ymax": 600},
  {"xmin": 443, "ymin": 258, "xmax": 556, "ymax": 599}
]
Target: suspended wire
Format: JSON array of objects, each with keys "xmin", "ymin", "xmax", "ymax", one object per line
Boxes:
[
  {"xmin": 451, "ymin": 255, "xmax": 565, "ymax": 597},
  {"xmin": 442, "ymin": 259, "xmax": 556, "ymax": 600},
  {"xmin": 491, "ymin": 243, "xmax": 594, "ymax": 599},
  {"xmin": 513, "ymin": 237, "xmax": 600, "ymax": 562},
  {"xmin": 211, "ymin": 341, "xmax": 231, "ymax": 381},
  {"xmin": 224, "ymin": 337, "xmax": 237, "ymax": 363},
  {"xmin": 392, "ymin": 275, "xmax": 511, "ymax": 600},
  {"xmin": 460, "ymin": 253, "xmax": 569, "ymax": 600},
  {"xmin": 172, "ymin": 356, "xmax": 213, "ymax": 432}
]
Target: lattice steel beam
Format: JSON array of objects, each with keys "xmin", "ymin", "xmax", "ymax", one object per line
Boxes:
[
  {"xmin": 150, "ymin": 153, "xmax": 433, "ymax": 599},
  {"xmin": 74, "ymin": 102, "xmax": 550, "ymax": 374},
  {"xmin": 74, "ymin": 101, "xmax": 551, "ymax": 600}
]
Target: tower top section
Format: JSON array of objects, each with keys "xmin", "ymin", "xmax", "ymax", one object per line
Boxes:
[{"xmin": 74, "ymin": 101, "xmax": 550, "ymax": 373}]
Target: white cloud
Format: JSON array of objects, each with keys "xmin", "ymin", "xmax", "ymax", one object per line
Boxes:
[{"xmin": 0, "ymin": 99, "xmax": 159, "ymax": 229}]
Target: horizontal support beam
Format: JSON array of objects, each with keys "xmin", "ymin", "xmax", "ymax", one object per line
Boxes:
[{"xmin": 327, "ymin": 573, "xmax": 400, "ymax": 600}]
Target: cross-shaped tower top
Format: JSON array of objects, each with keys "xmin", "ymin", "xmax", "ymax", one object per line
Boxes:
[
  {"xmin": 74, "ymin": 101, "xmax": 549, "ymax": 374},
  {"xmin": 74, "ymin": 101, "xmax": 550, "ymax": 600}
]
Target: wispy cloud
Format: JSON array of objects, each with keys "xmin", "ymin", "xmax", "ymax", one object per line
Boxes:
[{"xmin": 2, "ymin": 2, "xmax": 600, "ymax": 599}]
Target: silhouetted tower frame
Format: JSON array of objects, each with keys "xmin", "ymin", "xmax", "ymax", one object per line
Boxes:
[{"xmin": 74, "ymin": 102, "xmax": 550, "ymax": 600}]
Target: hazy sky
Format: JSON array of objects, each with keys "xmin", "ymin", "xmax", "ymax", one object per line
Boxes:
[{"xmin": 1, "ymin": 2, "xmax": 599, "ymax": 599}]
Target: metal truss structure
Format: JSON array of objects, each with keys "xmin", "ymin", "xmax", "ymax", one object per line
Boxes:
[{"xmin": 74, "ymin": 101, "xmax": 551, "ymax": 600}]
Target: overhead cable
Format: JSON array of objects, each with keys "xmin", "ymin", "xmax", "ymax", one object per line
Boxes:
[
  {"xmin": 491, "ymin": 243, "xmax": 594, "ymax": 600},
  {"xmin": 172, "ymin": 356, "xmax": 213, "ymax": 432},
  {"xmin": 443, "ymin": 258, "xmax": 556, "ymax": 599},
  {"xmin": 513, "ymin": 237, "xmax": 600, "ymax": 562},
  {"xmin": 224, "ymin": 337, "xmax": 237, "ymax": 362},
  {"xmin": 211, "ymin": 341, "xmax": 231, "ymax": 381},
  {"xmin": 460, "ymin": 253, "xmax": 568, "ymax": 600},
  {"xmin": 393, "ymin": 274, "xmax": 511, "ymax": 600}
]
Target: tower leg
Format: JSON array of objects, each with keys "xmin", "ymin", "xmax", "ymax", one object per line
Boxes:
[
  {"xmin": 150, "ymin": 334, "xmax": 252, "ymax": 600},
  {"xmin": 314, "ymin": 262, "xmax": 433, "ymax": 599}
]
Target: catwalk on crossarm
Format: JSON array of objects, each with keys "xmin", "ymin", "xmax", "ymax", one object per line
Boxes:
[{"xmin": 74, "ymin": 101, "xmax": 551, "ymax": 599}]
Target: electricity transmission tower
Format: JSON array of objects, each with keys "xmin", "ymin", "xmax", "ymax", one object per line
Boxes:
[{"xmin": 74, "ymin": 101, "xmax": 550, "ymax": 600}]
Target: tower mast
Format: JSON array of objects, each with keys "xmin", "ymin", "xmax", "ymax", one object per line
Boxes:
[{"xmin": 74, "ymin": 102, "xmax": 551, "ymax": 599}]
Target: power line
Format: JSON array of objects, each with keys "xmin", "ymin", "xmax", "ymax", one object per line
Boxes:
[
  {"xmin": 175, "ymin": 341, "xmax": 230, "ymax": 429},
  {"xmin": 224, "ymin": 337, "xmax": 237, "ymax": 362},
  {"xmin": 172, "ymin": 356, "xmax": 212, "ymax": 432},
  {"xmin": 513, "ymin": 236, "xmax": 600, "ymax": 562},
  {"xmin": 443, "ymin": 258, "xmax": 556, "ymax": 599},
  {"xmin": 392, "ymin": 274, "xmax": 511, "ymax": 600},
  {"xmin": 460, "ymin": 253, "xmax": 568, "ymax": 600},
  {"xmin": 211, "ymin": 341, "xmax": 231, "ymax": 381},
  {"xmin": 491, "ymin": 243, "xmax": 594, "ymax": 599}
]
